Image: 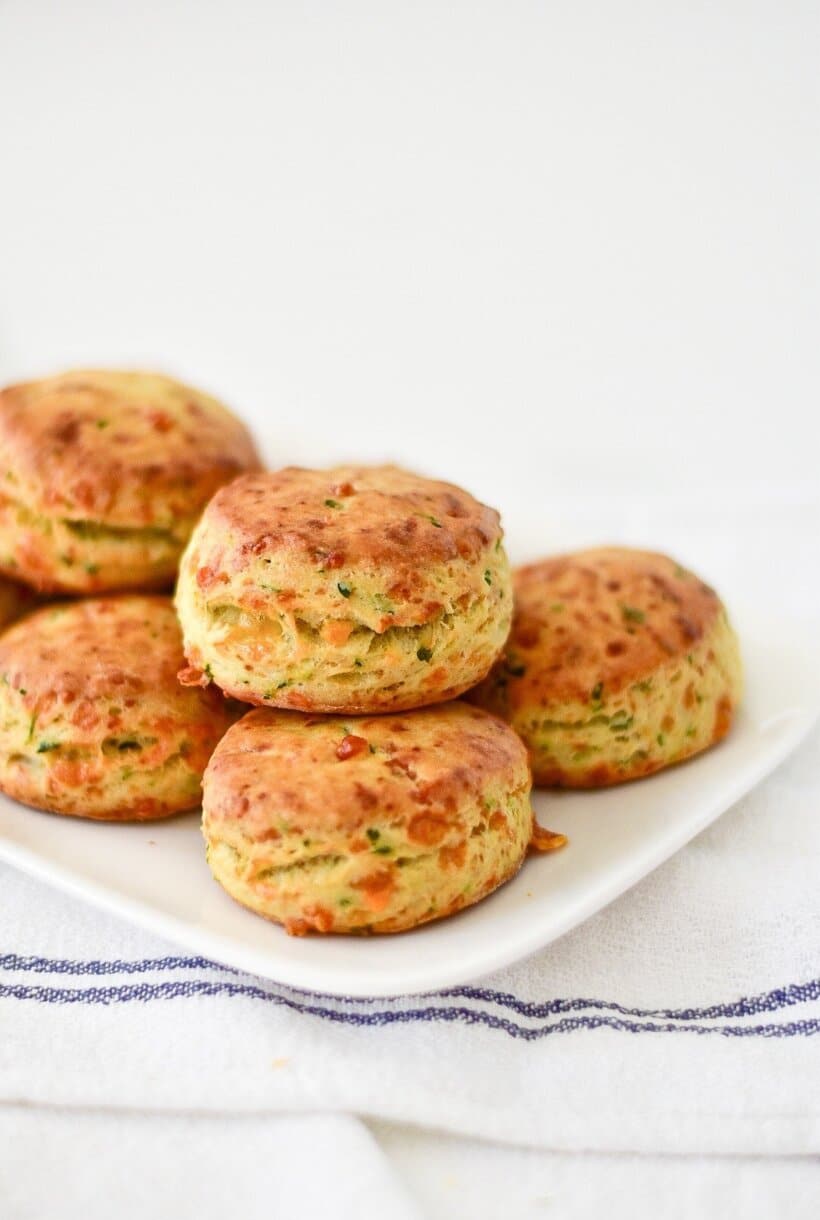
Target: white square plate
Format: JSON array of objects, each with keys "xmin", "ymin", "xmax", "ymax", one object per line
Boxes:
[{"xmin": 0, "ymin": 616, "xmax": 816, "ymax": 998}]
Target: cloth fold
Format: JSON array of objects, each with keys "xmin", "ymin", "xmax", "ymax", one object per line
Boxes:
[
  {"xmin": 0, "ymin": 1109, "xmax": 423, "ymax": 1220},
  {"xmin": 2, "ymin": 727, "xmax": 818, "ymax": 1158}
]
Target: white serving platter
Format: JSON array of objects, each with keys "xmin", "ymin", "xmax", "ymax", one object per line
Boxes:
[{"xmin": 0, "ymin": 617, "xmax": 816, "ymax": 998}]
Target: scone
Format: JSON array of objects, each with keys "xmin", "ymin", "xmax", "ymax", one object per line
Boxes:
[
  {"xmin": 0, "ymin": 576, "xmax": 35, "ymax": 630},
  {"xmin": 0, "ymin": 596, "xmax": 238, "ymax": 819},
  {"xmin": 0, "ymin": 369, "xmax": 259, "ymax": 593},
  {"xmin": 201, "ymin": 701, "xmax": 561, "ymax": 935},
  {"xmin": 176, "ymin": 465, "xmax": 512, "ymax": 712},
  {"xmin": 470, "ymin": 547, "xmax": 743, "ymax": 787}
]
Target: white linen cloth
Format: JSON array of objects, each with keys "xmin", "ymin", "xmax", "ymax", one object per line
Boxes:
[
  {"xmin": 0, "ymin": 1110, "xmax": 423, "ymax": 1220},
  {"xmin": 2, "ymin": 496, "xmax": 819, "ymax": 1219},
  {"xmin": 2, "ymin": 720, "xmax": 818, "ymax": 1157}
]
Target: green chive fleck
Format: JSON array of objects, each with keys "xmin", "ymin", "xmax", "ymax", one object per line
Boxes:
[
  {"xmin": 337, "ymin": 581, "xmax": 352, "ymax": 598},
  {"xmin": 591, "ymin": 681, "xmax": 603, "ymax": 702},
  {"xmin": 620, "ymin": 605, "xmax": 645, "ymax": 624},
  {"xmin": 324, "ymin": 499, "xmax": 342, "ymax": 509},
  {"xmin": 483, "ymin": 570, "xmax": 492, "ymax": 585},
  {"xmin": 366, "ymin": 828, "xmax": 380, "ymax": 843},
  {"xmin": 417, "ymin": 646, "xmax": 433, "ymax": 662},
  {"xmin": 609, "ymin": 715, "xmax": 634, "ymax": 733}
]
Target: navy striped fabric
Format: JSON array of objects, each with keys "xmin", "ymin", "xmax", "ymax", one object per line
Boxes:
[{"xmin": 1, "ymin": 953, "xmax": 818, "ymax": 1040}]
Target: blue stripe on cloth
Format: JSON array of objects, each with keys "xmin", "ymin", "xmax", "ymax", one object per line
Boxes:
[
  {"xmin": 0, "ymin": 977, "xmax": 819, "ymax": 1039},
  {"xmin": 0, "ymin": 952, "xmax": 236, "ymax": 977},
  {"xmin": 443, "ymin": 979, "xmax": 820, "ymax": 1021},
  {"xmin": 1, "ymin": 953, "xmax": 819, "ymax": 1025}
]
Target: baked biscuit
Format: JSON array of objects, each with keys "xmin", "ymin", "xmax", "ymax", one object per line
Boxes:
[
  {"xmin": 202, "ymin": 701, "xmax": 553, "ymax": 935},
  {"xmin": 176, "ymin": 465, "xmax": 512, "ymax": 712},
  {"xmin": 0, "ymin": 596, "xmax": 238, "ymax": 819},
  {"xmin": 470, "ymin": 547, "xmax": 742, "ymax": 787},
  {"xmin": 0, "ymin": 576, "xmax": 35, "ymax": 630},
  {"xmin": 0, "ymin": 369, "xmax": 259, "ymax": 593}
]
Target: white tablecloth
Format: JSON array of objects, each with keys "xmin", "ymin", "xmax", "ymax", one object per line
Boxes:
[
  {"xmin": 2, "ymin": 1, "xmax": 819, "ymax": 1214},
  {"xmin": 2, "ymin": 705, "xmax": 818, "ymax": 1216}
]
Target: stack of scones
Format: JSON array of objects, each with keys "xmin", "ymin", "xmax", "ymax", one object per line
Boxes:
[{"xmin": 0, "ymin": 370, "xmax": 743, "ymax": 935}]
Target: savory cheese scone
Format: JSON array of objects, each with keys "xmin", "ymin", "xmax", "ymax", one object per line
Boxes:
[
  {"xmin": 202, "ymin": 701, "xmax": 553, "ymax": 935},
  {"xmin": 470, "ymin": 547, "xmax": 743, "ymax": 787},
  {"xmin": 0, "ymin": 369, "xmax": 259, "ymax": 593},
  {"xmin": 0, "ymin": 596, "xmax": 238, "ymax": 819},
  {"xmin": 176, "ymin": 465, "xmax": 512, "ymax": 712}
]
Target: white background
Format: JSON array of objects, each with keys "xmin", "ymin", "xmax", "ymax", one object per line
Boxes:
[
  {"xmin": 1, "ymin": 2, "xmax": 818, "ymax": 1217},
  {"xmin": 1, "ymin": 2, "xmax": 816, "ymax": 517}
]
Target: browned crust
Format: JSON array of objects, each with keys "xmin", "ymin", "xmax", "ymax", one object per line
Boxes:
[
  {"xmin": 500, "ymin": 547, "xmax": 723, "ymax": 707},
  {"xmin": 0, "ymin": 595, "xmax": 192, "ymax": 699},
  {"xmin": 0, "ymin": 370, "xmax": 260, "ymax": 527},
  {"xmin": 194, "ymin": 464, "xmax": 502, "ymax": 576},
  {"xmin": 203, "ymin": 702, "xmax": 529, "ymax": 837}
]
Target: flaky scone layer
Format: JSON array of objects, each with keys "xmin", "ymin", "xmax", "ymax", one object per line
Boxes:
[{"xmin": 177, "ymin": 465, "xmax": 512, "ymax": 712}]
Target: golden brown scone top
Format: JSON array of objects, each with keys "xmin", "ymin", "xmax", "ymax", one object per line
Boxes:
[
  {"xmin": 204, "ymin": 702, "xmax": 529, "ymax": 836},
  {"xmin": 0, "ymin": 595, "xmax": 199, "ymax": 701},
  {"xmin": 200, "ymin": 465, "xmax": 502, "ymax": 571},
  {"xmin": 0, "ymin": 370, "xmax": 260, "ymax": 527},
  {"xmin": 502, "ymin": 548, "xmax": 724, "ymax": 706}
]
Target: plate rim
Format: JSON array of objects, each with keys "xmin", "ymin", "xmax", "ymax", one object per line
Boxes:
[{"xmin": 0, "ymin": 625, "xmax": 817, "ymax": 998}]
